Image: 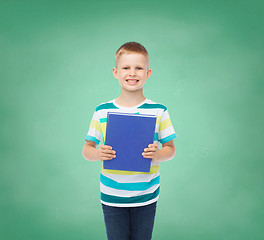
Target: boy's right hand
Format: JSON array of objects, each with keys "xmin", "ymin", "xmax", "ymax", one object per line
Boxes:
[{"xmin": 97, "ymin": 145, "xmax": 116, "ymax": 161}]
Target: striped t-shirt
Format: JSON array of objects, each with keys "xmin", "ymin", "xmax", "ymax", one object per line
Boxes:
[{"xmin": 85, "ymin": 98, "xmax": 177, "ymax": 207}]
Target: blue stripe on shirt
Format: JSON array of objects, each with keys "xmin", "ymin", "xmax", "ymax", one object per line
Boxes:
[
  {"xmin": 85, "ymin": 135, "xmax": 100, "ymax": 145},
  {"xmin": 159, "ymin": 133, "xmax": 177, "ymax": 144},
  {"xmin": 100, "ymin": 174, "xmax": 160, "ymax": 191},
  {"xmin": 101, "ymin": 186, "xmax": 160, "ymax": 204}
]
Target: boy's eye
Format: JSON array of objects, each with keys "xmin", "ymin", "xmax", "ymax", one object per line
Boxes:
[{"xmin": 122, "ymin": 67, "xmax": 143, "ymax": 70}]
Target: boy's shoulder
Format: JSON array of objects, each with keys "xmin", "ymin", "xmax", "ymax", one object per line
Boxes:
[
  {"xmin": 144, "ymin": 99, "xmax": 167, "ymax": 111},
  {"xmin": 94, "ymin": 99, "xmax": 116, "ymax": 112}
]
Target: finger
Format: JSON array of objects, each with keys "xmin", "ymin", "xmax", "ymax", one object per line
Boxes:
[
  {"xmin": 101, "ymin": 157, "xmax": 115, "ymax": 161},
  {"xmin": 142, "ymin": 154, "xmax": 152, "ymax": 158},
  {"xmin": 102, "ymin": 153, "xmax": 116, "ymax": 159},
  {"xmin": 103, "ymin": 149, "xmax": 116, "ymax": 154},
  {"xmin": 101, "ymin": 145, "xmax": 112, "ymax": 150},
  {"xmin": 148, "ymin": 143, "xmax": 158, "ymax": 149},
  {"xmin": 142, "ymin": 152, "xmax": 154, "ymax": 157},
  {"xmin": 144, "ymin": 148, "xmax": 157, "ymax": 153}
]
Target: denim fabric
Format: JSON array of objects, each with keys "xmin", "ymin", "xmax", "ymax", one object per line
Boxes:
[{"xmin": 101, "ymin": 202, "xmax": 157, "ymax": 240}]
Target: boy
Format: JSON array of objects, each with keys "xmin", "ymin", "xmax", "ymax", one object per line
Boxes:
[{"xmin": 82, "ymin": 41, "xmax": 177, "ymax": 240}]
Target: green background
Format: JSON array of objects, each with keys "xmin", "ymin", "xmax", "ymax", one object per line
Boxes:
[{"xmin": 1, "ymin": 0, "xmax": 263, "ymax": 239}]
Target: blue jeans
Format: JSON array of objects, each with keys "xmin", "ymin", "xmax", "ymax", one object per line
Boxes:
[{"xmin": 101, "ymin": 201, "xmax": 157, "ymax": 240}]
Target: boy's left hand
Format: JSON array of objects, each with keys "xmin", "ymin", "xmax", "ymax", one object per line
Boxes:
[{"xmin": 142, "ymin": 143, "xmax": 159, "ymax": 162}]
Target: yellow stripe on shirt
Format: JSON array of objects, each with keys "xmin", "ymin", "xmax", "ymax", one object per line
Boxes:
[
  {"xmin": 90, "ymin": 119, "xmax": 101, "ymax": 132},
  {"xmin": 159, "ymin": 118, "xmax": 172, "ymax": 131},
  {"xmin": 156, "ymin": 115, "xmax": 161, "ymax": 126},
  {"xmin": 100, "ymin": 122, "xmax": 107, "ymax": 142},
  {"xmin": 101, "ymin": 165, "xmax": 159, "ymax": 175}
]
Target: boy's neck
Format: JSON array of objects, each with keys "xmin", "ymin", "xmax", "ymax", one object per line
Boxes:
[{"xmin": 115, "ymin": 91, "xmax": 146, "ymax": 107}]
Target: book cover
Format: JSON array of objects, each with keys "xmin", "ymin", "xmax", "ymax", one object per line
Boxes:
[{"xmin": 103, "ymin": 112, "xmax": 157, "ymax": 172}]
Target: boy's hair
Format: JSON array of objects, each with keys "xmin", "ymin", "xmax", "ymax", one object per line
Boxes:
[{"xmin": 115, "ymin": 41, "xmax": 149, "ymax": 69}]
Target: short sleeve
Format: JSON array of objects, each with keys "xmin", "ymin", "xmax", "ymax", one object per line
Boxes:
[
  {"xmin": 84, "ymin": 110, "xmax": 102, "ymax": 145},
  {"xmin": 158, "ymin": 109, "xmax": 177, "ymax": 144}
]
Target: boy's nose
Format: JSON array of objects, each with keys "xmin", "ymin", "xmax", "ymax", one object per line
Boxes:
[{"xmin": 129, "ymin": 69, "xmax": 136, "ymax": 75}]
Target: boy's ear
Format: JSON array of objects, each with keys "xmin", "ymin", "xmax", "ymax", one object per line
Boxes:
[
  {"xmin": 112, "ymin": 67, "xmax": 118, "ymax": 79},
  {"xmin": 146, "ymin": 68, "xmax": 152, "ymax": 79}
]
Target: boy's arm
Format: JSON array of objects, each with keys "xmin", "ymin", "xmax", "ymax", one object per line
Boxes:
[
  {"xmin": 157, "ymin": 140, "xmax": 176, "ymax": 162},
  {"xmin": 82, "ymin": 140, "xmax": 100, "ymax": 161}
]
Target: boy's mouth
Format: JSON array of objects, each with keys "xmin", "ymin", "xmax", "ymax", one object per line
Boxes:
[
  {"xmin": 126, "ymin": 79, "xmax": 139, "ymax": 85},
  {"xmin": 126, "ymin": 79, "xmax": 139, "ymax": 83}
]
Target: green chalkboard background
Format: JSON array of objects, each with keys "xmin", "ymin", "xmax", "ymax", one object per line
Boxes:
[{"xmin": 1, "ymin": 0, "xmax": 263, "ymax": 239}]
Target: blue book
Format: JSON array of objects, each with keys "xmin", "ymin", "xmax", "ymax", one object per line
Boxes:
[{"xmin": 103, "ymin": 112, "xmax": 157, "ymax": 172}]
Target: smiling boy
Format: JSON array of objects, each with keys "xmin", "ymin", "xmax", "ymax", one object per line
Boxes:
[{"xmin": 82, "ymin": 41, "xmax": 177, "ymax": 240}]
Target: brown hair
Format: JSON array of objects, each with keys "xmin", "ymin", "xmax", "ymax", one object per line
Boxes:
[{"xmin": 115, "ymin": 41, "xmax": 149, "ymax": 69}]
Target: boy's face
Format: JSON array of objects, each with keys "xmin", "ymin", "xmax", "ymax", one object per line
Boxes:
[{"xmin": 113, "ymin": 53, "xmax": 151, "ymax": 92}]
